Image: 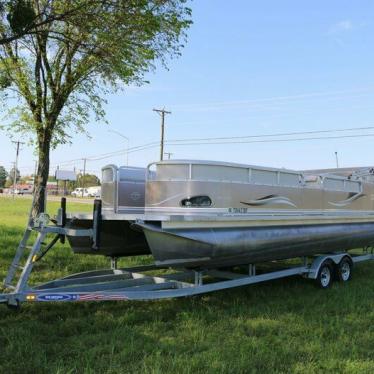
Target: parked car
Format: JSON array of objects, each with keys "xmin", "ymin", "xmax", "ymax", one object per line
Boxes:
[
  {"xmin": 14, "ymin": 188, "xmax": 33, "ymax": 195},
  {"xmin": 71, "ymin": 188, "xmax": 89, "ymax": 197},
  {"xmin": 87, "ymin": 186, "xmax": 101, "ymax": 198}
]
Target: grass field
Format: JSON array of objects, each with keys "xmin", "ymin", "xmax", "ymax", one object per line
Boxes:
[{"xmin": 1, "ymin": 196, "xmax": 374, "ymax": 373}]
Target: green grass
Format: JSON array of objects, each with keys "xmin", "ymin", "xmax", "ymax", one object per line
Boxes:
[{"xmin": 1, "ymin": 196, "xmax": 374, "ymax": 373}]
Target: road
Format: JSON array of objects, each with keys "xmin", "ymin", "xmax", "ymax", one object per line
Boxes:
[{"xmin": 0, "ymin": 193, "xmax": 94, "ymax": 204}]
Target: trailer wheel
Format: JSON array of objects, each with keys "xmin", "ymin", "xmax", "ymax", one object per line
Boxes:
[
  {"xmin": 316, "ymin": 261, "xmax": 333, "ymax": 289},
  {"xmin": 337, "ymin": 257, "xmax": 353, "ymax": 282}
]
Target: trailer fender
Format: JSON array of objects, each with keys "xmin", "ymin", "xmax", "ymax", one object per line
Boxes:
[{"xmin": 307, "ymin": 253, "xmax": 353, "ymax": 280}]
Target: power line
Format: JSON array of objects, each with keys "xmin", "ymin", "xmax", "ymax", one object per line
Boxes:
[
  {"xmin": 166, "ymin": 133, "xmax": 374, "ymax": 146},
  {"xmin": 171, "ymin": 86, "xmax": 374, "ymax": 111},
  {"xmin": 49, "ymin": 125, "xmax": 374, "ymax": 165},
  {"xmin": 108, "ymin": 129, "xmax": 129, "ymax": 165},
  {"xmin": 49, "ymin": 141, "xmax": 160, "ymax": 164},
  {"xmin": 48, "ymin": 130, "xmax": 374, "ymax": 165},
  {"xmin": 47, "ymin": 123, "xmax": 374, "ymax": 167},
  {"xmin": 52, "ymin": 132, "xmax": 371, "ymax": 165},
  {"xmin": 166, "ymin": 125, "xmax": 374, "ymax": 143},
  {"xmin": 14, "ymin": 125, "xmax": 374, "ymax": 171}
]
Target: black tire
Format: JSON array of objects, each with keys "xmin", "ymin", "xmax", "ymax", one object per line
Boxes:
[
  {"xmin": 316, "ymin": 261, "xmax": 334, "ymax": 289},
  {"xmin": 337, "ymin": 257, "xmax": 353, "ymax": 282}
]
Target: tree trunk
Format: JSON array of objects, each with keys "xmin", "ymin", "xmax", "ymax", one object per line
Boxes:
[{"xmin": 31, "ymin": 136, "xmax": 51, "ymax": 219}]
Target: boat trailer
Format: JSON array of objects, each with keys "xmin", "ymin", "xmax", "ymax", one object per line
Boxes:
[{"xmin": 1, "ymin": 199, "xmax": 374, "ymax": 308}]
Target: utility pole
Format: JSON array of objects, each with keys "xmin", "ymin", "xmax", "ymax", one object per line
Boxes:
[
  {"xmin": 11, "ymin": 161, "xmax": 16, "ymax": 197},
  {"xmin": 12, "ymin": 140, "xmax": 24, "ymax": 197},
  {"xmin": 33, "ymin": 160, "xmax": 38, "ymax": 193},
  {"xmin": 56, "ymin": 165, "xmax": 59, "ymax": 196},
  {"xmin": 335, "ymin": 151, "xmax": 339, "ymax": 168},
  {"xmin": 81, "ymin": 158, "xmax": 87, "ymax": 197},
  {"xmin": 164, "ymin": 152, "xmax": 173, "ymax": 160},
  {"xmin": 153, "ymin": 108, "xmax": 171, "ymax": 161}
]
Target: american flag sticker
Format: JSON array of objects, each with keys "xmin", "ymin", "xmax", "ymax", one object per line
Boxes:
[{"xmin": 77, "ymin": 293, "xmax": 128, "ymax": 301}]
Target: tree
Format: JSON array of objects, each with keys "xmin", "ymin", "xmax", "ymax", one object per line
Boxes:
[
  {"xmin": 7, "ymin": 166, "xmax": 20, "ymax": 185},
  {"xmin": 0, "ymin": 165, "xmax": 7, "ymax": 187},
  {"xmin": 78, "ymin": 173, "xmax": 100, "ymax": 188},
  {"xmin": 0, "ymin": 0, "xmax": 192, "ymax": 217}
]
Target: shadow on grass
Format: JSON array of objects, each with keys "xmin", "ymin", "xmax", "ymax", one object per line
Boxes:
[{"xmin": 1, "ymin": 224, "xmax": 374, "ymax": 373}]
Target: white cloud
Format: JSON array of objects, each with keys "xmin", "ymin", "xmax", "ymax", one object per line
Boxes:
[{"xmin": 329, "ymin": 20, "xmax": 353, "ymax": 34}]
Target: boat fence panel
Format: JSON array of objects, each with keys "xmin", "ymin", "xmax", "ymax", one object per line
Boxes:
[
  {"xmin": 191, "ymin": 164, "xmax": 248, "ymax": 182},
  {"xmin": 101, "ymin": 165, "xmax": 147, "ymax": 213},
  {"xmin": 251, "ymin": 169, "xmax": 278, "ymax": 185},
  {"xmin": 344, "ymin": 180, "xmax": 361, "ymax": 193},
  {"xmin": 279, "ymin": 172, "xmax": 301, "ymax": 187},
  {"xmin": 102, "ymin": 166, "xmax": 115, "ymax": 183},
  {"xmin": 101, "ymin": 165, "xmax": 117, "ymax": 210},
  {"xmin": 156, "ymin": 164, "xmax": 189, "ymax": 181},
  {"xmin": 118, "ymin": 167, "xmax": 146, "ymax": 182},
  {"xmin": 323, "ymin": 177, "xmax": 345, "ymax": 191}
]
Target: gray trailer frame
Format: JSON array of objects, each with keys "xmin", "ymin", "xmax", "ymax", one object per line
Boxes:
[{"xmin": 1, "ymin": 200, "xmax": 374, "ymax": 308}]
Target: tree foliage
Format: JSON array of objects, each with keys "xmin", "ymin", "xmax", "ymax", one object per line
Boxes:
[
  {"xmin": 77, "ymin": 173, "xmax": 100, "ymax": 187},
  {"xmin": 0, "ymin": 0, "xmax": 192, "ymax": 215},
  {"xmin": 0, "ymin": 165, "xmax": 7, "ymax": 187},
  {"xmin": 7, "ymin": 166, "xmax": 20, "ymax": 184},
  {"xmin": 0, "ymin": 0, "xmax": 88, "ymax": 45},
  {"xmin": 6, "ymin": 0, "xmax": 36, "ymax": 35}
]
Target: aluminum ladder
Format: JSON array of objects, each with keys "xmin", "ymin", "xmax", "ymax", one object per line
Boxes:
[
  {"xmin": 2, "ymin": 197, "xmax": 97, "ymax": 297},
  {"xmin": 3, "ymin": 226, "xmax": 47, "ymax": 293},
  {"xmin": 3, "ymin": 190, "xmax": 52, "ymax": 293}
]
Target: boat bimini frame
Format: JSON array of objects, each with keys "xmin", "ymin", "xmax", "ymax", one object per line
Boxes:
[{"xmin": 1, "ymin": 198, "xmax": 374, "ymax": 308}]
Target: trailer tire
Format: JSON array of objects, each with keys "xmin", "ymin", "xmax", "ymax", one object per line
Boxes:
[
  {"xmin": 316, "ymin": 261, "xmax": 334, "ymax": 289},
  {"xmin": 337, "ymin": 257, "xmax": 353, "ymax": 282}
]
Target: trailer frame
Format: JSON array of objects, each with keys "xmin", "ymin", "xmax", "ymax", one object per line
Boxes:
[
  {"xmin": 1, "ymin": 198, "xmax": 374, "ymax": 308},
  {"xmin": 1, "ymin": 233, "xmax": 373, "ymax": 308}
]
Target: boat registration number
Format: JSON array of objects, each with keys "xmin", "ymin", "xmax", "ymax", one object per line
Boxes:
[{"xmin": 228, "ymin": 207, "xmax": 248, "ymax": 214}]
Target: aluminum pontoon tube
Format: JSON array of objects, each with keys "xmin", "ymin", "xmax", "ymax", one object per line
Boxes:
[
  {"xmin": 66, "ymin": 218, "xmax": 150, "ymax": 257},
  {"xmin": 137, "ymin": 221, "xmax": 374, "ymax": 268}
]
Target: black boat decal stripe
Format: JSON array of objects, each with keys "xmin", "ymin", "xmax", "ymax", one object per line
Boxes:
[
  {"xmin": 328, "ymin": 193, "xmax": 366, "ymax": 207},
  {"xmin": 240, "ymin": 195, "xmax": 297, "ymax": 208}
]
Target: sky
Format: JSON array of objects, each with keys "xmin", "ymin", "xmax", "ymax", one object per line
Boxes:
[{"xmin": 2, "ymin": 0, "xmax": 374, "ymax": 177}]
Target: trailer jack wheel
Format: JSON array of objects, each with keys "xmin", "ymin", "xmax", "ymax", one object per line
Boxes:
[
  {"xmin": 316, "ymin": 262, "xmax": 333, "ymax": 289},
  {"xmin": 7, "ymin": 300, "xmax": 21, "ymax": 311},
  {"xmin": 337, "ymin": 258, "xmax": 352, "ymax": 282}
]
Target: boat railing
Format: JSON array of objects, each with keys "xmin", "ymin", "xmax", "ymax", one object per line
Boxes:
[{"xmin": 147, "ymin": 160, "xmax": 304, "ymax": 188}]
